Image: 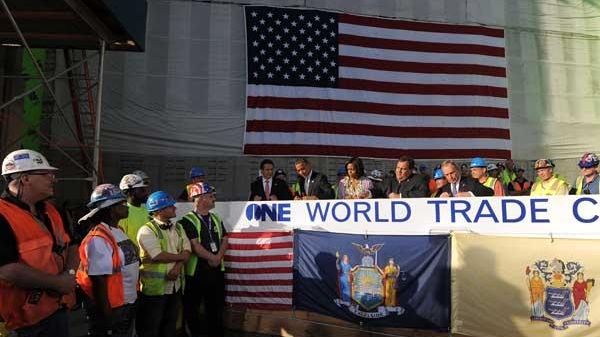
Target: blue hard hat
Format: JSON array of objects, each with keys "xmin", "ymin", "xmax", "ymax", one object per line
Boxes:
[
  {"xmin": 433, "ymin": 169, "xmax": 444, "ymax": 180},
  {"xmin": 470, "ymin": 157, "xmax": 487, "ymax": 168},
  {"xmin": 189, "ymin": 167, "xmax": 205, "ymax": 179},
  {"xmin": 146, "ymin": 191, "xmax": 176, "ymax": 212}
]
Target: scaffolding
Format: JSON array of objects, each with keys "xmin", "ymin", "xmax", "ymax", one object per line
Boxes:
[{"xmin": 0, "ymin": 0, "xmax": 145, "ymax": 193}]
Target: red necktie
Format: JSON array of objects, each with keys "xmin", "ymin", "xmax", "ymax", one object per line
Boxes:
[{"xmin": 265, "ymin": 179, "xmax": 271, "ymax": 200}]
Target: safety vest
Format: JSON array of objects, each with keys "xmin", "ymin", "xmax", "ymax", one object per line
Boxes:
[
  {"xmin": 139, "ymin": 220, "xmax": 186, "ymax": 296},
  {"xmin": 0, "ymin": 200, "xmax": 75, "ymax": 330},
  {"xmin": 512, "ymin": 180, "xmax": 531, "ymax": 192},
  {"xmin": 499, "ymin": 170, "xmax": 517, "ymax": 185},
  {"xmin": 483, "ymin": 176, "xmax": 497, "ymax": 189},
  {"xmin": 530, "ymin": 176, "xmax": 568, "ymax": 196},
  {"xmin": 77, "ymin": 224, "xmax": 125, "ymax": 309},
  {"xmin": 575, "ymin": 175, "xmax": 600, "ymax": 195},
  {"xmin": 180, "ymin": 212, "xmax": 224, "ymax": 276}
]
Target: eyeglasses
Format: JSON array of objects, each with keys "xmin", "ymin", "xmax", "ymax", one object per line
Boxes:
[{"xmin": 26, "ymin": 171, "xmax": 56, "ymax": 178}]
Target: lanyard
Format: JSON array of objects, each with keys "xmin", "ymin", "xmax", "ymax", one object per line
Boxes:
[{"xmin": 196, "ymin": 212, "xmax": 215, "ymax": 244}]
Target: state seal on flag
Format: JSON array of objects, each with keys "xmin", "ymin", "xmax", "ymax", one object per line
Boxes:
[
  {"xmin": 333, "ymin": 243, "xmax": 405, "ymax": 319},
  {"xmin": 526, "ymin": 259, "xmax": 595, "ymax": 330}
]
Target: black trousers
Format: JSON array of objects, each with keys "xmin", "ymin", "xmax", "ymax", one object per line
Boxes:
[
  {"xmin": 15, "ymin": 308, "xmax": 68, "ymax": 337},
  {"xmin": 83, "ymin": 298, "xmax": 136, "ymax": 337},
  {"xmin": 183, "ymin": 268, "xmax": 225, "ymax": 337},
  {"xmin": 136, "ymin": 292, "xmax": 181, "ymax": 337}
]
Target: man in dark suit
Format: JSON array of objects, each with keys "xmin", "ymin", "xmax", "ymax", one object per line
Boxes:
[
  {"xmin": 249, "ymin": 159, "xmax": 292, "ymax": 201},
  {"xmin": 293, "ymin": 158, "xmax": 334, "ymax": 200},
  {"xmin": 437, "ymin": 160, "xmax": 494, "ymax": 197},
  {"xmin": 385, "ymin": 156, "xmax": 430, "ymax": 198}
]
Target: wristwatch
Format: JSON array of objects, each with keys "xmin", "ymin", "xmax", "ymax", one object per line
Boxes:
[{"xmin": 67, "ymin": 269, "xmax": 75, "ymax": 275}]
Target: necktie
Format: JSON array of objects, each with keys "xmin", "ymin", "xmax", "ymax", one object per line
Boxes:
[
  {"xmin": 451, "ymin": 183, "xmax": 458, "ymax": 196},
  {"xmin": 265, "ymin": 179, "xmax": 271, "ymax": 200}
]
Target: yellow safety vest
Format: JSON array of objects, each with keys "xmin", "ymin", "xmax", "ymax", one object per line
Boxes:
[
  {"xmin": 530, "ymin": 176, "xmax": 568, "ymax": 196},
  {"xmin": 180, "ymin": 212, "xmax": 225, "ymax": 276},
  {"xmin": 139, "ymin": 220, "xmax": 186, "ymax": 296}
]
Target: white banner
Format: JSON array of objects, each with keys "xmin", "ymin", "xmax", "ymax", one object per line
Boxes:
[{"xmin": 175, "ymin": 195, "xmax": 600, "ymax": 238}]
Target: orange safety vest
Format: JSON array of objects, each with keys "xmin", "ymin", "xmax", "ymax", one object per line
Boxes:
[
  {"xmin": 76, "ymin": 224, "xmax": 125, "ymax": 309},
  {"xmin": 0, "ymin": 200, "xmax": 75, "ymax": 330}
]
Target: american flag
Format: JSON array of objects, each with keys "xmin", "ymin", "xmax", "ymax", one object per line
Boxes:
[
  {"xmin": 243, "ymin": 6, "xmax": 510, "ymax": 159},
  {"xmin": 224, "ymin": 231, "xmax": 293, "ymax": 310}
]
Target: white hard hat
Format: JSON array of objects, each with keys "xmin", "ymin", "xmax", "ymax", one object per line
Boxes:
[
  {"xmin": 2, "ymin": 149, "xmax": 58, "ymax": 176},
  {"xmin": 132, "ymin": 170, "xmax": 150, "ymax": 181},
  {"xmin": 119, "ymin": 173, "xmax": 148, "ymax": 191}
]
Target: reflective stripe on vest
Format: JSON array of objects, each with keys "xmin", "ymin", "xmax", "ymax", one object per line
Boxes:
[
  {"xmin": 76, "ymin": 224, "xmax": 125, "ymax": 308},
  {"xmin": 139, "ymin": 220, "xmax": 185, "ymax": 296},
  {"xmin": 181, "ymin": 212, "xmax": 224, "ymax": 276},
  {"xmin": 0, "ymin": 200, "xmax": 74, "ymax": 330}
]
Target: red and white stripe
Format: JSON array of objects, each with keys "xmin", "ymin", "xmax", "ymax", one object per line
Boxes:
[
  {"xmin": 224, "ymin": 231, "xmax": 293, "ymax": 310},
  {"xmin": 244, "ymin": 10, "xmax": 510, "ymax": 159}
]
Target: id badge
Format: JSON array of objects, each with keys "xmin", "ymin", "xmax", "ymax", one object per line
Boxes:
[{"xmin": 210, "ymin": 242, "xmax": 218, "ymax": 253}]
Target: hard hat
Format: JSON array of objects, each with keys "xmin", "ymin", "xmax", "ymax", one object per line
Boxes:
[
  {"xmin": 132, "ymin": 170, "xmax": 150, "ymax": 181},
  {"xmin": 578, "ymin": 153, "xmax": 600, "ymax": 169},
  {"xmin": 189, "ymin": 182, "xmax": 215, "ymax": 199},
  {"xmin": 119, "ymin": 174, "xmax": 148, "ymax": 191},
  {"xmin": 79, "ymin": 184, "xmax": 125, "ymax": 223},
  {"xmin": 470, "ymin": 157, "xmax": 487, "ymax": 168},
  {"xmin": 2, "ymin": 149, "xmax": 57, "ymax": 176},
  {"xmin": 534, "ymin": 159, "xmax": 553, "ymax": 170},
  {"xmin": 146, "ymin": 191, "xmax": 176, "ymax": 212},
  {"xmin": 487, "ymin": 163, "xmax": 498, "ymax": 171},
  {"xmin": 337, "ymin": 166, "xmax": 346, "ymax": 176},
  {"xmin": 433, "ymin": 169, "xmax": 445, "ymax": 180},
  {"xmin": 367, "ymin": 169, "xmax": 384, "ymax": 181},
  {"xmin": 189, "ymin": 167, "xmax": 205, "ymax": 179}
]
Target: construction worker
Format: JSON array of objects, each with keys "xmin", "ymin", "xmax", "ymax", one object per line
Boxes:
[
  {"xmin": 508, "ymin": 168, "xmax": 531, "ymax": 195},
  {"xmin": 530, "ymin": 159, "xmax": 569, "ymax": 196},
  {"xmin": 0, "ymin": 149, "xmax": 77, "ymax": 336},
  {"xmin": 133, "ymin": 169, "xmax": 151, "ymax": 187},
  {"xmin": 178, "ymin": 167, "xmax": 206, "ymax": 201},
  {"xmin": 470, "ymin": 157, "xmax": 505, "ymax": 196},
  {"xmin": 499, "ymin": 159, "xmax": 517, "ymax": 185},
  {"xmin": 118, "ymin": 173, "xmax": 150, "ymax": 246},
  {"xmin": 572, "ymin": 153, "xmax": 600, "ymax": 195},
  {"xmin": 136, "ymin": 191, "xmax": 191, "ymax": 337},
  {"xmin": 178, "ymin": 183, "xmax": 228, "ymax": 337},
  {"xmin": 77, "ymin": 184, "xmax": 139, "ymax": 337}
]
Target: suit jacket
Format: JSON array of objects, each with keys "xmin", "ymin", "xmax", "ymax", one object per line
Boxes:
[
  {"xmin": 249, "ymin": 177, "xmax": 292, "ymax": 201},
  {"xmin": 437, "ymin": 176, "xmax": 494, "ymax": 197},
  {"xmin": 297, "ymin": 171, "xmax": 334, "ymax": 200},
  {"xmin": 385, "ymin": 173, "xmax": 430, "ymax": 198}
]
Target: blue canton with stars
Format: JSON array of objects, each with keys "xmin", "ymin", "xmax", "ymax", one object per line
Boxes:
[{"xmin": 246, "ymin": 6, "xmax": 339, "ymax": 87}]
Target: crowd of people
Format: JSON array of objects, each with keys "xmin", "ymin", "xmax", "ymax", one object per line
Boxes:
[
  {"xmin": 0, "ymin": 149, "xmax": 227, "ymax": 337},
  {"xmin": 0, "ymin": 149, "xmax": 599, "ymax": 337},
  {"xmin": 247, "ymin": 153, "xmax": 600, "ymax": 201}
]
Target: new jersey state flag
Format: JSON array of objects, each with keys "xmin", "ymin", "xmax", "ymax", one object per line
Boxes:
[
  {"xmin": 294, "ymin": 230, "xmax": 450, "ymax": 329},
  {"xmin": 452, "ymin": 233, "xmax": 600, "ymax": 337}
]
